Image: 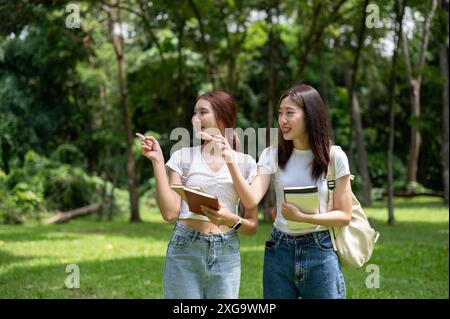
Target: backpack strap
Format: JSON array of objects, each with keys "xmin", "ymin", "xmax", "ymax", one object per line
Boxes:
[
  {"xmin": 179, "ymin": 147, "xmax": 195, "ymax": 186},
  {"xmin": 326, "ymin": 145, "xmax": 340, "ymax": 210},
  {"xmin": 326, "ymin": 145, "xmax": 355, "ymax": 252},
  {"xmin": 327, "ymin": 145, "xmax": 339, "ymax": 251},
  {"xmin": 173, "ymin": 147, "xmax": 195, "ymax": 224}
]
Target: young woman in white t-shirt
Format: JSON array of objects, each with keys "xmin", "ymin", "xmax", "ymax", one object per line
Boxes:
[
  {"xmin": 211, "ymin": 84, "xmax": 353, "ymax": 298},
  {"xmin": 139, "ymin": 90, "xmax": 258, "ymax": 299}
]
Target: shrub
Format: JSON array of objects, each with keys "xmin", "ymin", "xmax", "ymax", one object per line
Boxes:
[
  {"xmin": 50, "ymin": 143, "xmax": 85, "ymax": 167},
  {"xmin": 0, "ymin": 182, "xmax": 45, "ymax": 224},
  {"xmin": 43, "ymin": 165, "xmax": 101, "ymax": 211},
  {"xmin": 0, "ymin": 150, "xmax": 128, "ymax": 224}
]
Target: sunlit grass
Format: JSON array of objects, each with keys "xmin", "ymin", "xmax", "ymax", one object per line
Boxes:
[{"xmin": 0, "ymin": 196, "xmax": 448, "ymax": 298}]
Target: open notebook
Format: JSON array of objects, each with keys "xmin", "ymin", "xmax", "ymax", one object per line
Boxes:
[
  {"xmin": 171, "ymin": 184, "xmax": 219, "ymax": 215},
  {"xmin": 284, "ymin": 186, "xmax": 319, "ymax": 230}
]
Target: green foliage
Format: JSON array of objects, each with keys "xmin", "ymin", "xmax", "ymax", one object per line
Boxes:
[
  {"xmin": 0, "ymin": 0, "xmax": 448, "ymax": 222},
  {"xmin": 50, "ymin": 143, "xmax": 86, "ymax": 167},
  {"xmin": 406, "ymin": 181, "xmax": 429, "ymax": 194},
  {"xmin": 0, "ymin": 182, "xmax": 45, "ymax": 224},
  {"xmin": 368, "ymin": 152, "xmax": 407, "ymax": 190},
  {"xmin": 0, "ymin": 149, "xmax": 128, "ymax": 224},
  {"xmin": 43, "ymin": 165, "xmax": 101, "ymax": 211}
]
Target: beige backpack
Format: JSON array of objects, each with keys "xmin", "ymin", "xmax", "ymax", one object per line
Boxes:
[{"xmin": 326, "ymin": 146, "xmax": 380, "ymax": 268}]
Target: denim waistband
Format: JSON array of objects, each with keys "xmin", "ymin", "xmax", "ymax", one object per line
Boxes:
[
  {"xmin": 271, "ymin": 226, "xmax": 330, "ymax": 244},
  {"xmin": 174, "ymin": 222, "xmax": 238, "ymax": 243}
]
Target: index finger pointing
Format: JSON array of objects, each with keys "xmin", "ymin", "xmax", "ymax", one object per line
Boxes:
[{"xmin": 136, "ymin": 133, "xmax": 146, "ymax": 140}]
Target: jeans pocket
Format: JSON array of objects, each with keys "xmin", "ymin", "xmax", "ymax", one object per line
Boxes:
[
  {"xmin": 315, "ymin": 232, "xmax": 334, "ymax": 251},
  {"xmin": 225, "ymin": 238, "xmax": 240, "ymax": 253},
  {"xmin": 169, "ymin": 233, "xmax": 192, "ymax": 248},
  {"xmin": 265, "ymin": 238, "xmax": 280, "ymax": 249}
]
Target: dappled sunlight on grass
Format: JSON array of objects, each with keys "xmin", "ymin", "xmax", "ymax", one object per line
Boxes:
[{"xmin": 0, "ymin": 196, "xmax": 448, "ymax": 298}]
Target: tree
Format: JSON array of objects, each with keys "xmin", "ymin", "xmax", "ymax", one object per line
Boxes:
[
  {"xmin": 344, "ymin": 0, "xmax": 373, "ymax": 206},
  {"xmin": 438, "ymin": 0, "xmax": 449, "ymax": 204},
  {"xmin": 387, "ymin": 0, "xmax": 406, "ymax": 225},
  {"xmin": 295, "ymin": 0, "xmax": 348, "ymax": 80},
  {"xmin": 104, "ymin": 0, "xmax": 141, "ymax": 222},
  {"xmin": 263, "ymin": 1, "xmax": 281, "ymax": 222},
  {"xmin": 401, "ymin": 0, "xmax": 438, "ymax": 187}
]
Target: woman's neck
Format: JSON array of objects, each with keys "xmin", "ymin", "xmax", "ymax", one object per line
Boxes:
[
  {"xmin": 292, "ymin": 136, "xmax": 310, "ymax": 150},
  {"xmin": 201, "ymin": 141, "xmax": 223, "ymax": 158}
]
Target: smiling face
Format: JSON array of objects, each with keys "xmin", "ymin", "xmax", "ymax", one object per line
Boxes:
[
  {"xmin": 192, "ymin": 98, "xmax": 221, "ymax": 138},
  {"xmin": 278, "ymin": 96, "xmax": 306, "ymax": 141}
]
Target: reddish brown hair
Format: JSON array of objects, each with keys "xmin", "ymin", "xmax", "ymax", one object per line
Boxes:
[
  {"xmin": 197, "ymin": 90, "xmax": 240, "ymax": 150},
  {"xmin": 278, "ymin": 84, "xmax": 332, "ymax": 180}
]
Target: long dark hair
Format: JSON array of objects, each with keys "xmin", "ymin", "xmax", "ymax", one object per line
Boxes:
[
  {"xmin": 278, "ymin": 84, "xmax": 332, "ymax": 180},
  {"xmin": 196, "ymin": 90, "xmax": 240, "ymax": 150}
]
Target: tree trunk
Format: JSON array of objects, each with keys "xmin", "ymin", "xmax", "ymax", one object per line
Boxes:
[
  {"xmin": 387, "ymin": 0, "xmax": 405, "ymax": 225},
  {"xmin": 105, "ymin": 0, "xmax": 141, "ymax": 222},
  {"xmin": 344, "ymin": 0, "xmax": 372, "ymax": 206},
  {"xmin": 439, "ymin": 41, "xmax": 449, "ymax": 205},
  {"xmin": 296, "ymin": 0, "xmax": 348, "ymax": 80},
  {"xmin": 45, "ymin": 203, "xmax": 102, "ymax": 224},
  {"xmin": 263, "ymin": 9, "xmax": 278, "ymax": 222},
  {"xmin": 406, "ymin": 82, "xmax": 421, "ymax": 184},
  {"xmin": 402, "ymin": 0, "xmax": 438, "ymax": 186},
  {"xmin": 175, "ymin": 19, "xmax": 186, "ymax": 127},
  {"xmin": 350, "ymin": 90, "xmax": 372, "ymax": 206},
  {"xmin": 188, "ymin": 0, "xmax": 217, "ymax": 88}
]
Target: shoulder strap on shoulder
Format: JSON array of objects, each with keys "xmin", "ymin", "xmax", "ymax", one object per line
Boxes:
[
  {"xmin": 327, "ymin": 145, "xmax": 355, "ymax": 184},
  {"xmin": 326, "ymin": 145, "xmax": 339, "ymax": 189},
  {"xmin": 180, "ymin": 147, "xmax": 195, "ymax": 185}
]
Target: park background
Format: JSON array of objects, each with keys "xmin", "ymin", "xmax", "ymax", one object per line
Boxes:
[{"xmin": 0, "ymin": 0, "xmax": 448, "ymax": 298}]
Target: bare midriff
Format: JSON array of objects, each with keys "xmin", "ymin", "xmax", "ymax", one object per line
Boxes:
[{"xmin": 178, "ymin": 218, "xmax": 231, "ymax": 234}]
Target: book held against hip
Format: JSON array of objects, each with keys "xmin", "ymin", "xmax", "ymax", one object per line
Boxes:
[
  {"xmin": 284, "ymin": 186, "xmax": 319, "ymax": 230},
  {"xmin": 171, "ymin": 184, "xmax": 220, "ymax": 216}
]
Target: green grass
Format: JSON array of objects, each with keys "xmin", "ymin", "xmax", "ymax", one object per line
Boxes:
[{"xmin": 0, "ymin": 196, "xmax": 448, "ymax": 299}]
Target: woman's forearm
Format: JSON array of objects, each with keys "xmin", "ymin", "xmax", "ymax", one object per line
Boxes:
[
  {"xmin": 296, "ymin": 210, "xmax": 351, "ymax": 227},
  {"xmin": 236, "ymin": 216, "xmax": 258, "ymax": 235},
  {"xmin": 226, "ymin": 162, "xmax": 258, "ymax": 208},
  {"xmin": 152, "ymin": 160, "xmax": 179, "ymax": 221},
  {"xmin": 224, "ymin": 207, "xmax": 258, "ymax": 236}
]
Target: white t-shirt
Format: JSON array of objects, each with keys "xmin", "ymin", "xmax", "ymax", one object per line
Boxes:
[
  {"xmin": 166, "ymin": 146, "xmax": 257, "ymax": 221},
  {"xmin": 258, "ymin": 145, "xmax": 350, "ymax": 235}
]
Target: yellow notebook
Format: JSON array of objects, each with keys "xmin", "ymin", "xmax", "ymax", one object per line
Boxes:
[{"xmin": 284, "ymin": 186, "xmax": 319, "ymax": 230}]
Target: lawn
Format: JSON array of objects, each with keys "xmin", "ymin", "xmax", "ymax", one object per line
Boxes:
[{"xmin": 0, "ymin": 196, "xmax": 448, "ymax": 299}]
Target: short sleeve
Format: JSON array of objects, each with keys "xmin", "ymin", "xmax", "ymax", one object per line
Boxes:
[
  {"xmin": 165, "ymin": 149, "xmax": 183, "ymax": 176},
  {"xmin": 257, "ymin": 146, "xmax": 277, "ymax": 174},
  {"xmin": 334, "ymin": 147, "xmax": 351, "ymax": 180}
]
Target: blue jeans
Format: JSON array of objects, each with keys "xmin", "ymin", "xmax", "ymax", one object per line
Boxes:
[
  {"xmin": 263, "ymin": 227, "xmax": 346, "ymax": 299},
  {"xmin": 163, "ymin": 222, "xmax": 241, "ymax": 299}
]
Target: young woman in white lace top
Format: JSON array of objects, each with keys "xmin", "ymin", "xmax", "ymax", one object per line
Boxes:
[{"xmin": 139, "ymin": 90, "xmax": 258, "ymax": 299}]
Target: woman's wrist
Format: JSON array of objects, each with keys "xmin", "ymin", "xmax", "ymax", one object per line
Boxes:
[
  {"xmin": 226, "ymin": 214, "xmax": 240, "ymax": 228},
  {"xmin": 150, "ymin": 156, "xmax": 165, "ymax": 167}
]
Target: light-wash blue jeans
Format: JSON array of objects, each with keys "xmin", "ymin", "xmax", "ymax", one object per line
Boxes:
[
  {"xmin": 263, "ymin": 227, "xmax": 346, "ymax": 299},
  {"xmin": 163, "ymin": 222, "xmax": 241, "ymax": 299}
]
